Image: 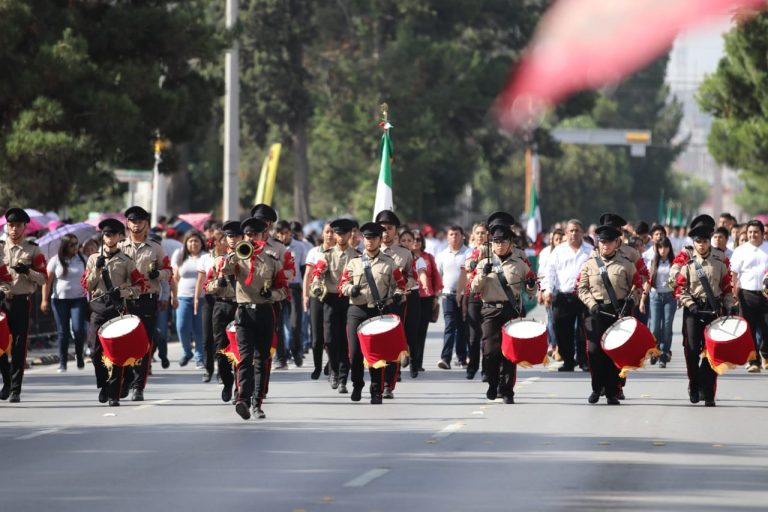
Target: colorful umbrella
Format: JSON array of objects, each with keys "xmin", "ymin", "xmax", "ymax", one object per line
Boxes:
[
  {"xmin": 177, "ymin": 213, "xmax": 212, "ymax": 232},
  {"xmin": 36, "ymin": 222, "xmax": 99, "ymax": 259}
]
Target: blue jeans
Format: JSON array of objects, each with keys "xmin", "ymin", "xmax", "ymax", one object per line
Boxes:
[
  {"xmin": 545, "ymin": 305, "xmax": 556, "ymax": 349},
  {"xmin": 649, "ymin": 290, "xmax": 676, "ymax": 360},
  {"xmin": 52, "ymin": 297, "xmax": 88, "ymax": 368},
  {"xmin": 156, "ymin": 303, "xmax": 170, "ymax": 360},
  {"xmin": 441, "ymin": 295, "xmax": 468, "ymax": 364},
  {"xmin": 176, "ymin": 297, "xmax": 204, "ymax": 362}
]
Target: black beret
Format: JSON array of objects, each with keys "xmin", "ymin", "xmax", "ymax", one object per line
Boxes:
[
  {"xmin": 360, "ymin": 222, "xmax": 384, "ymax": 237},
  {"xmin": 490, "ymin": 224, "xmax": 513, "ymax": 241},
  {"xmin": 330, "ymin": 218, "xmax": 355, "ymax": 234},
  {"xmin": 487, "ymin": 211, "xmax": 516, "ymax": 228},
  {"xmin": 250, "ymin": 204, "xmax": 277, "ymax": 222},
  {"xmin": 98, "ymin": 218, "xmax": 125, "ymax": 234},
  {"xmin": 222, "ymin": 220, "xmax": 243, "ymax": 236},
  {"xmin": 598, "ymin": 212, "xmax": 627, "ymax": 228},
  {"xmin": 241, "ymin": 217, "xmax": 267, "ymax": 234},
  {"xmin": 4, "ymin": 208, "xmax": 30, "ymax": 224},
  {"xmin": 596, "ymin": 225, "xmax": 622, "ymax": 241},
  {"xmin": 689, "ymin": 214, "xmax": 715, "ymax": 230},
  {"xmin": 375, "ymin": 209, "xmax": 401, "ymax": 227},
  {"xmin": 125, "ymin": 206, "xmax": 150, "ymax": 221}
]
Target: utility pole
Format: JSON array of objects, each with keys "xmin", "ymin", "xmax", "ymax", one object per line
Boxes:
[{"xmin": 222, "ymin": 0, "xmax": 240, "ymax": 220}]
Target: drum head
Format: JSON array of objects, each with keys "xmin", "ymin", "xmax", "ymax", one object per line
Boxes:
[
  {"xmin": 503, "ymin": 319, "xmax": 546, "ymax": 339},
  {"xmin": 100, "ymin": 315, "xmax": 141, "ymax": 338},
  {"xmin": 602, "ymin": 317, "xmax": 638, "ymax": 350},
  {"xmin": 359, "ymin": 315, "xmax": 400, "ymax": 335},
  {"xmin": 707, "ymin": 316, "xmax": 748, "ymax": 342}
]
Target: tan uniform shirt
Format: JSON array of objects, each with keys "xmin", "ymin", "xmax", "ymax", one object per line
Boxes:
[
  {"xmin": 382, "ymin": 243, "xmax": 417, "ymax": 290},
  {"xmin": 0, "ymin": 239, "xmax": 47, "ymax": 296},
  {"xmin": 311, "ymin": 245, "xmax": 360, "ymax": 294},
  {"xmin": 267, "ymin": 237, "xmax": 296, "ymax": 282},
  {"xmin": 203, "ymin": 254, "xmax": 236, "ymax": 299},
  {"xmin": 670, "ymin": 249, "xmax": 735, "ymax": 310},
  {"xmin": 339, "ymin": 252, "xmax": 405, "ymax": 308},
  {"xmin": 83, "ymin": 251, "xmax": 144, "ymax": 301},
  {"xmin": 470, "ymin": 252, "xmax": 535, "ymax": 303},
  {"xmin": 221, "ymin": 244, "xmax": 288, "ymax": 305},
  {"xmin": 118, "ymin": 238, "xmax": 171, "ymax": 295},
  {"xmin": 578, "ymin": 253, "xmax": 640, "ymax": 311}
]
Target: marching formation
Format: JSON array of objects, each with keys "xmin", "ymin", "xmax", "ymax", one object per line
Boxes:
[{"xmin": 1, "ymin": 205, "xmax": 767, "ymax": 420}]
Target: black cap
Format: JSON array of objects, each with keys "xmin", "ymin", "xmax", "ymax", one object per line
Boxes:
[
  {"xmin": 222, "ymin": 220, "xmax": 243, "ymax": 236},
  {"xmin": 125, "ymin": 206, "xmax": 150, "ymax": 221},
  {"xmin": 98, "ymin": 218, "xmax": 125, "ymax": 234},
  {"xmin": 635, "ymin": 221, "xmax": 650, "ymax": 235},
  {"xmin": 490, "ymin": 224, "xmax": 513, "ymax": 241},
  {"xmin": 596, "ymin": 225, "xmax": 622, "ymax": 241},
  {"xmin": 360, "ymin": 222, "xmax": 384, "ymax": 238},
  {"xmin": 241, "ymin": 217, "xmax": 267, "ymax": 234},
  {"xmin": 4, "ymin": 208, "xmax": 30, "ymax": 224},
  {"xmin": 330, "ymin": 218, "xmax": 355, "ymax": 234},
  {"xmin": 598, "ymin": 212, "xmax": 627, "ymax": 228},
  {"xmin": 375, "ymin": 209, "xmax": 401, "ymax": 227},
  {"xmin": 487, "ymin": 211, "xmax": 516, "ymax": 228},
  {"xmin": 689, "ymin": 215, "xmax": 715, "ymax": 240},
  {"xmin": 250, "ymin": 204, "xmax": 277, "ymax": 222}
]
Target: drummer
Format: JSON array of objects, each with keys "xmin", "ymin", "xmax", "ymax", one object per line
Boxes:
[
  {"xmin": 339, "ymin": 222, "xmax": 406, "ymax": 404},
  {"xmin": 577, "ymin": 221, "xmax": 641, "ymax": 405},
  {"xmin": 83, "ymin": 219, "xmax": 145, "ymax": 406},
  {"xmin": 221, "ymin": 217, "xmax": 288, "ymax": 420},
  {"xmin": 670, "ymin": 215, "xmax": 736, "ymax": 406},
  {"xmin": 469, "ymin": 223, "xmax": 536, "ymax": 404}
]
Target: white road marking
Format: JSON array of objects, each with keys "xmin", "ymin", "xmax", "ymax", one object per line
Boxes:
[
  {"xmin": 134, "ymin": 399, "xmax": 172, "ymax": 411},
  {"xmin": 343, "ymin": 468, "xmax": 390, "ymax": 488},
  {"xmin": 432, "ymin": 422, "xmax": 464, "ymax": 439},
  {"xmin": 15, "ymin": 428, "xmax": 62, "ymax": 440}
]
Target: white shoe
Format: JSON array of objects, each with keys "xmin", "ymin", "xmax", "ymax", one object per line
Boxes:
[
  {"xmin": 437, "ymin": 360, "xmax": 450, "ymax": 370},
  {"xmin": 747, "ymin": 364, "xmax": 761, "ymax": 373},
  {"xmin": 57, "ymin": 367, "xmax": 66, "ymax": 373}
]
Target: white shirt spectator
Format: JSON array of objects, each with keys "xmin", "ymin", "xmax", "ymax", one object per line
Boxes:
[
  {"xmin": 435, "ymin": 245, "xmax": 470, "ymax": 294},
  {"xmin": 730, "ymin": 241, "xmax": 768, "ymax": 291},
  {"xmin": 544, "ymin": 241, "xmax": 593, "ymax": 294},
  {"xmin": 47, "ymin": 254, "xmax": 87, "ymax": 299},
  {"xmin": 162, "ymin": 237, "xmax": 183, "ymax": 261},
  {"xmin": 537, "ymin": 245, "xmax": 555, "ymax": 283},
  {"xmin": 172, "ymin": 249, "xmax": 206, "ymax": 298}
]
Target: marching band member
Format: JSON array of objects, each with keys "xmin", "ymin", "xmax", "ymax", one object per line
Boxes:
[
  {"xmin": 469, "ymin": 223, "xmax": 536, "ymax": 404},
  {"xmin": 221, "ymin": 217, "xmax": 288, "ymax": 420},
  {"xmin": 0, "ymin": 208, "xmax": 47, "ymax": 402},
  {"xmin": 83, "ymin": 219, "xmax": 145, "ymax": 406},
  {"xmin": 304, "ymin": 222, "xmax": 334, "ymax": 380},
  {"xmin": 310, "ymin": 218, "xmax": 359, "ymax": 393},
  {"xmin": 578, "ymin": 219, "xmax": 641, "ymax": 405},
  {"xmin": 672, "ymin": 215, "xmax": 736, "ymax": 406},
  {"xmin": 118, "ymin": 206, "xmax": 172, "ymax": 401},
  {"xmin": 339, "ymin": 222, "xmax": 406, "ymax": 404}
]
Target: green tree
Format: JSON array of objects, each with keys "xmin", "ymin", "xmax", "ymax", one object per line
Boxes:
[
  {"xmin": 0, "ymin": 1, "xmax": 223, "ymax": 211},
  {"xmin": 697, "ymin": 13, "xmax": 768, "ymax": 214}
]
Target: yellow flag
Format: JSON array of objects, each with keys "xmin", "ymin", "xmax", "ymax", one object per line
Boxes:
[{"xmin": 254, "ymin": 143, "xmax": 281, "ymax": 205}]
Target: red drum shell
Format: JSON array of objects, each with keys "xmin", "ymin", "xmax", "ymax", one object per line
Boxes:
[
  {"xmin": 356, "ymin": 314, "xmax": 408, "ymax": 368},
  {"xmin": 704, "ymin": 316, "xmax": 755, "ymax": 374},
  {"xmin": 97, "ymin": 315, "xmax": 149, "ymax": 367},
  {"xmin": 601, "ymin": 317, "xmax": 657, "ymax": 374},
  {"xmin": 223, "ymin": 321, "xmax": 241, "ymax": 365},
  {"xmin": 501, "ymin": 318, "xmax": 548, "ymax": 367},
  {"xmin": 0, "ymin": 312, "xmax": 10, "ymax": 357}
]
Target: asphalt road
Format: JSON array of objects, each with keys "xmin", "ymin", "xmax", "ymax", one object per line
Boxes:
[{"xmin": 2, "ymin": 307, "xmax": 768, "ymax": 512}]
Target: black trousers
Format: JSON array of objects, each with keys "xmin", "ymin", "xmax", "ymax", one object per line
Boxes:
[
  {"xmin": 235, "ymin": 304, "xmax": 274, "ymax": 407},
  {"xmin": 585, "ymin": 307, "xmax": 620, "ymax": 399},
  {"xmin": 274, "ymin": 301, "xmax": 286, "ymax": 363},
  {"xmin": 683, "ymin": 308, "xmax": 717, "ymax": 401},
  {"xmin": 0, "ymin": 295, "xmax": 31, "ymax": 394},
  {"xmin": 480, "ymin": 303, "xmax": 517, "ymax": 397},
  {"xmin": 553, "ymin": 292, "xmax": 586, "ymax": 368},
  {"xmin": 88, "ymin": 301, "xmax": 120, "ymax": 389},
  {"xmin": 212, "ymin": 300, "xmax": 237, "ymax": 389},
  {"xmin": 323, "ymin": 293, "xmax": 349, "ymax": 382},
  {"xmin": 309, "ymin": 296, "xmax": 325, "ymax": 371},
  {"xmin": 414, "ymin": 296, "xmax": 434, "ymax": 372},
  {"xmin": 404, "ymin": 291, "xmax": 421, "ymax": 361},
  {"xmin": 287, "ymin": 284, "xmax": 303, "ymax": 362},
  {"xmin": 739, "ymin": 289, "xmax": 767, "ymax": 363},
  {"xmin": 346, "ymin": 304, "xmax": 389, "ymax": 395},
  {"xmin": 202, "ymin": 295, "xmax": 216, "ymax": 375},
  {"xmin": 467, "ymin": 297, "xmax": 483, "ymax": 373},
  {"xmin": 125, "ymin": 295, "xmax": 158, "ymax": 391}
]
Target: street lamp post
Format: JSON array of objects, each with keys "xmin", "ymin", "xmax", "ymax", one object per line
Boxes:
[{"xmin": 222, "ymin": 0, "xmax": 240, "ymax": 220}]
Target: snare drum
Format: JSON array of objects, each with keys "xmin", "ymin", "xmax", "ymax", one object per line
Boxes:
[
  {"xmin": 705, "ymin": 316, "xmax": 755, "ymax": 375},
  {"xmin": 220, "ymin": 321, "xmax": 241, "ymax": 365},
  {"xmin": 356, "ymin": 314, "xmax": 408, "ymax": 368},
  {"xmin": 601, "ymin": 316, "xmax": 659, "ymax": 377},
  {"xmin": 97, "ymin": 315, "xmax": 149, "ymax": 367},
  {"xmin": 501, "ymin": 318, "xmax": 549, "ymax": 367},
  {"xmin": 0, "ymin": 311, "xmax": 10, "ymax": 357}
]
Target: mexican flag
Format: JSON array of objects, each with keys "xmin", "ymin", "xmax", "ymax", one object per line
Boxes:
[
  {"xmin": 373, "ymin": 122, "xmax": 394, "ymax": 219},
  {"xmin": 526, "ymin": 185, "xmax": 542, "ymax": 248}
]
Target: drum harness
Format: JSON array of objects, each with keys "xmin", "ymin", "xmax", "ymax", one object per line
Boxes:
[
  {"xmin": 489, "ymin": 255, "xmax": 522, "ymax": 318},
  {"xmin": 94, "ymin": 248, "xmax": 126, "ymax": 313},
  {"xmin": 685, "ymin": 251, "xmax": 721, "ymax": 320},
  {"xmin": 594, "ymin": 254, "xmax": 630, "ymax": 318},
  {"xmin": 361, "ymin": 253, "xmax": 386, "ymax": 314}
]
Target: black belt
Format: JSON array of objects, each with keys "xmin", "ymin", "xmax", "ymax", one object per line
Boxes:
[
  {"xmin": 742, "ymin": 289, "xmax": 764, "ymax": 295},
  {"xmin": 238, "ymin": 303, "xmax": 265, "ymax": 310},
  {"xmin": 216, "ymin": 298, "xmax": 237, "ymax": 304},
  {"xmin": 482, "ymin": 301, "xmax": 509, "ymax": 309}
]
